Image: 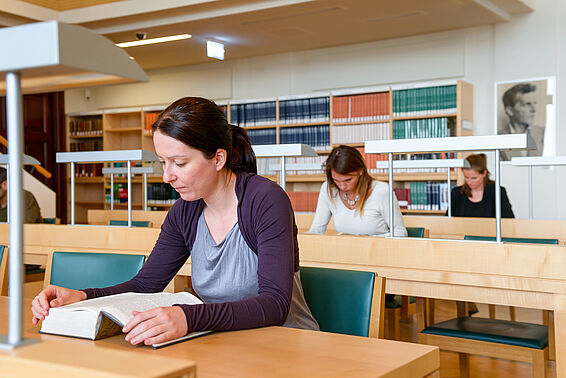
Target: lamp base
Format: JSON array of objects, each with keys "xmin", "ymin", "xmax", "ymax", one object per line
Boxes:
[{"xmin": 0, "ymin": 334, "xmax": 40, "ymax": 350}]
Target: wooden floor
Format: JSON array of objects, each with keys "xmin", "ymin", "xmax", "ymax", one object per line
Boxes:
[{"xmin": 394, "ymin": 299, "xmax": 556, "ymax": 377}]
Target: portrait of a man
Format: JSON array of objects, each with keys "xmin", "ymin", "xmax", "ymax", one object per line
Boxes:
[{"xmin": 496, "ymin": 78, "xmax": 555, "ymax": 160}]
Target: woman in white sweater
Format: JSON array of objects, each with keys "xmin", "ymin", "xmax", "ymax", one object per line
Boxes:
[{"xmin": 308, "ymin": 145, "xmax": 407, "ymax": 237}]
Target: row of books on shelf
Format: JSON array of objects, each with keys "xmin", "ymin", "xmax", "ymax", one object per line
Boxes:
[
  {"xmin": 104, "ymin": 183, "xmax": 180, "ymax": 204},
  {"xmin": 279, "ymin": 97, "xmax": 330, "ymax": 125},
  {"xmin": 70, "ymin": 140, "xmax": 103, "ymax": 152},
  {"xmin": 332, "ymin": 92, "xmax": 390, "ymax": 123},
  {"xmin": 287, "ymin": 191, "xmax": 319, "ymax": 213},
  {"xmin": 254, "ymin": 149, "xmax": 457, "ymax": 176},
  {"xmin": 230, "ymin": 101, "xmax": 276, "ymax": 127},
  {"xmin": 394, "ymin": 182, "xmax": 455, "ymax": 211},
  {"xmin": 332, "ymin": 122, "xmax": 390, "ymax": 145},
  {"xmin": 247, "ymin": 128, "xmax": 276, "ymax": 145},
  {"xmin": 147, "ymin": 183, "xmax": 180, "ymax": 204},
  {"xmin": 392, "ymin": 117, "xmax": 455, "ymax": 139},
  {"xmin": 144, "ymin": 112, "xmax": 160, "ymax": 135},
  {"xmin": 280, "ymin": 125, "xmax": 330, "ymax": 151},
  {"xmin": 75, "ymin": 163, "xmax": 103, "ymax": 177},
  {"xmin": 392, "ymin": 85, "xmax": 457, "ymax": 117},
  {"xmin": 69, "ymin": 118, "xmax": 103, "ymax": 137},
  {"xmin": 229, "ymin": 97, "xmax": 331, "ymax": 127}
]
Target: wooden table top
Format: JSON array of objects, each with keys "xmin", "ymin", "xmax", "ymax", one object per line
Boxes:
[{"xmin": 1, "ymin": 297, "xmax": 439, "ymax": 377}]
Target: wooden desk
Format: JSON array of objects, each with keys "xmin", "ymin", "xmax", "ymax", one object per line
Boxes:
[
  {"xmin": 298, "ymin": 233, "xmax": 566, "ymax": 377},
  {"xmin": 0, "ymin": 297, "xmax": 439, "ymax": 378},
  {"xmin": 403, "ymin": 215, "xmax": 566, "ymax": 243}
]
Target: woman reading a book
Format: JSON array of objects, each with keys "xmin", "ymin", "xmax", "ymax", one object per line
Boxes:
[
  {"xmin": 450, "ymin": 153, "xmax": 515, "ymax": 218},
  {"xmin": 308, "ymin": 145, "xmax": 407, "ymax": 237},
  {"xmin": 32, "ymin": 97, "xmax": 319, "ymax": 346}
]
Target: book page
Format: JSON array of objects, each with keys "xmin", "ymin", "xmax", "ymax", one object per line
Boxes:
[{"xmin": 100, "ymin": 292, "xmax": 202, "ymax": 326}]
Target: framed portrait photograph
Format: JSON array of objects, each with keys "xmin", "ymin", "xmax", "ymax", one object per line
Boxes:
[{"xmin": 495, "ymin": 77, "xmax": 556, "ymax": 161}]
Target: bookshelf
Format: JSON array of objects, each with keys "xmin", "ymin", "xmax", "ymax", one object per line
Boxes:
[
  {"xmin": 65, "ymin": 107, "xmax": 165, "ymax": 223},
  {"xmin": 65, "ymin": 80, "xmax": 473, "ymax": 219}
]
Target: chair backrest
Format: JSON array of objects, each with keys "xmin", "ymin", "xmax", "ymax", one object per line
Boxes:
[
  {"xmin": 464, "ymin": 235, "xmax": 559, "ymax": 245},
  {"xmin": 46, "ymin": 251, "xmax": 145, "ymax": 290},
  {"xmin": 0, "ymin": 246, "xmax": 7, "ymax": 296},
  {"xmin": 300, "ymin": 266, "xmax": 385, "ymax": 338},
  {"xmin": 407, "ymin": 227, "xmax": 429, "ymax": 238},
  {"xmin": 109, "ymin": 220, "xmax": 152, "ymax": 228},
  {"xmin": 43, "ymin": 217, "xmax": 61, "ymax": 224}
]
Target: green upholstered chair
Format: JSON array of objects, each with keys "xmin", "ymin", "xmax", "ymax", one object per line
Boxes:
[
  {"xmin": 300, "ymin": 266, "xmax": 385, "ymax": 338},
  {"xmin": 418, "ymin": 317, "xmax": 548, "ymax": 377},
  {"xmin": 465, "ymin": 235, "xmax": 558, "ymax": 321},
  {"xmin": 46, "ymin": 251, "xmax": 145, "ymax": 290},
  {"xmin": 406, "ymin": 227, "xmax": 428, "ymax": 238},
  {"xmin": 0, "ymin": 246, "xmax": 7, "ymax": 296},
  {"xmin": 464, "ymin": 235, "xmax": 559, "ymax": 244},
  {"xmin": 385, "ymin": 226, "xmax": 429, "ymax": 339},
  {"xmin": 42, "ymin": 217, "xmax": 60, "ymax": 224},
  {"xmin": 109, "ymin": 220, "xmax": 152, "ymax": 228}
]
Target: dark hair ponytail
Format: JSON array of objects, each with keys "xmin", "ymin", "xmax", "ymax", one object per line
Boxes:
[
  {"xmin": 229, "ymin": 124, "xmax": 257, "ymax": 174},
  {"xmin": 152, "ymin": 97, "xmax": 257, "ymax": 174}
]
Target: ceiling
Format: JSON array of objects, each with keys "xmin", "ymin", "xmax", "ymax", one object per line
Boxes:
[{"xmin": 2, "ymin": 0, "xmax": 535, "ymax": 71}]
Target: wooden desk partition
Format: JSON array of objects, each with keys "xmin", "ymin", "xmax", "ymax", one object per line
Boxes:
[
  {"xmin": 297, "ymin": 233, "xmax": 566, "ymax": 377},
  {"xmin": 1, "ymin": 297, "xmax": 440, "ymax": 378},
  {"xmin": 88, "ymin": 209, "xmax": 168, "ymax": 228},
  {"xmin": 403, "ymin": 215, "xmax": 566, "ymax": 242},
  {"xmin": 0, "ymin": 224, "xmax": 188, "ymax": 292}
]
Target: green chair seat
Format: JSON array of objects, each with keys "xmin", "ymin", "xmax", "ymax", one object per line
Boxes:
[
  {"xmin": 421, "ymin": 317, "xmax": 548, "ymax": 349},
  {"xmin": 464, "ymin": 235, "xmax": 559, "ymax": 244},
  {"xmin": 43, "ymin": 217, "xmax": 58, "ymax": 224},
  {"xmin": 50, "ymin": 252, "xmax": 145, "ymax": 290},
  {"xmin": 406, "ymin": 227, "xmax": 425, "ymax": 238},
  {"xmin": 109, "ymin": 220, "xmax": 151, "ymax": 227},
  {"xmin": 300, "ymin": 266, "xmax": 377, "ymax": 337}
]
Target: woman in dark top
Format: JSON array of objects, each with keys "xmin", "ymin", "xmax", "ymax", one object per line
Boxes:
[
  {"xmin": 32, "ymin": 97, "xmax": 318, "ymax": 346},
  {"xmin": 451, "ymin": 153, "xmax": 514, "ymax": 218}
]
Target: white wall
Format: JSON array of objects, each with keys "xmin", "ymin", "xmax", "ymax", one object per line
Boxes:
[{"xmin": 65, "ymin": 0, "xmax": 566, "ymax": 220}]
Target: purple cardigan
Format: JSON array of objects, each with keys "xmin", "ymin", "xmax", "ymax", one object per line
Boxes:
[{"xmin": 83, "ymin": 172, "xmax": 300, "ymax": 332}]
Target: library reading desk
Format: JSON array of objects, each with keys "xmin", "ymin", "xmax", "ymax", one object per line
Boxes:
[{"xmin": 0, "ymin": 297, "xmax": 440, "ymax": 378}]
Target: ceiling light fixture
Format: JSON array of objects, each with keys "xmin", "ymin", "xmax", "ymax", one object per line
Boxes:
[
  {"xmin": 207, "ymin": 41, "xmax": 225, "ymax": 60},
  {"xmin": 116, "ymin": 33, "xmax": 191, "ymax": 48}
]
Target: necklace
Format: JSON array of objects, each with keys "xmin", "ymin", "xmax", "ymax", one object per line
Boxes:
[{"xmin": 341, "ymin": 192, "xmax": 360, "ymax": 206}]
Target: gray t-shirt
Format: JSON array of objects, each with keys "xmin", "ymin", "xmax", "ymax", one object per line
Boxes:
[{"xmin": 191, "ymin": 212, "xmax": 319, "ymax": 330}]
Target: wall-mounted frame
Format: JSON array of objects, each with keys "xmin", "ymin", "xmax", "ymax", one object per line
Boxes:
[{"xmin": 495, "ymin": 76, "xmax": 556, "ymax": 161}]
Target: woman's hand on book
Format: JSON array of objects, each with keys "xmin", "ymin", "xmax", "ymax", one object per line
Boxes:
[
  {"xmin": 31, "ymin": 285, "xmax": 87, "ymax": 325},
  {"xmin": 123, "ymin": 306, "xmax": 188, "ymax": 346}
]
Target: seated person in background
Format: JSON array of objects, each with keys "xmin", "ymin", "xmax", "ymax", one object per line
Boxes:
[
  {"xmin": 32, "ymin": 97, "xmax": 319, "ymax": 346},
  {"xmin": 308, "ymin": 145, "xmax": 407, "ymax": 237},
  {"xmin": 450, "ymin": 153, "xmax": 514, "ymax": 218},
  {"xmin": 0, "ymin": 166, "xmax": 43, "ymax": 223}
]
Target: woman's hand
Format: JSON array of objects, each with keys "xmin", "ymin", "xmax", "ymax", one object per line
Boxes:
[
  {"xmin": 31, "ymin": 285, "xmax": 86, "ymax": 325},
  {"xmin": 123, "ymin": 306, "xmax": 188, "ymax": 346}
]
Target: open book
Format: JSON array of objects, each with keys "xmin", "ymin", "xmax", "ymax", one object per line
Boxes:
[{"xmin": 40, "ymin": 292, "xmax": 211, "ymax": 349}]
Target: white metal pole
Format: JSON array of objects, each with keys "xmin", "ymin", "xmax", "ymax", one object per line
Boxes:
[
  {"xmin": 280, "ymin": 157, "xmax": 286, "ymax": 191},
  {"xmin": 70, "ymin": 162, "xmax": 75, "ymax": 225},
  {"xmin": 143, "ymin": 172, "xmax": 148, "ymax": 210},
  {"xmin": 528, "ymin": 165, "xmax": 533, "ymax": 219},
  {"xmin": 447, "ymin": 167, "xmax": 451, "ymax": 217},
  {"xmin": 495, "ymin": 150, "xmax": 501, "ymax": 242},
  {"xmin": 127, "ymin": 161, "xmax": 132, "ymax": 227},
  {"xmin": 6, "ymin": 71, "xmax": 24, "ymax": 345},
  {"xmin": 110, "ymin": 173, "xmax": 114, "ymax": 211},
  {"xmin": 388, "ymin": 153, "xmax": 394, "ymax": 237}
]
